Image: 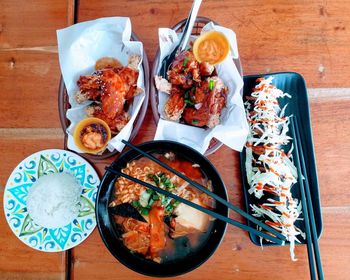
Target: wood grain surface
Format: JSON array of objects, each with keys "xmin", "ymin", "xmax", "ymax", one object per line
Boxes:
[
  {"xmin": 1, "ymin": 0, "xmax": 349, "ymax": 279},
  {"xmin": 0, "ymin": 0, "xmax": 69, "ymax": 279}
]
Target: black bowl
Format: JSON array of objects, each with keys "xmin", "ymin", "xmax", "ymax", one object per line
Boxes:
[{"xmin": 96, "ymin": 140, "xmax": 228, "ymax": 277}]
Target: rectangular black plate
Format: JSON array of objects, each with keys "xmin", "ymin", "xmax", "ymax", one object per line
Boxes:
[{"xmin": 240, "ymin": 72, "xmax": 323, "ymax": 246}]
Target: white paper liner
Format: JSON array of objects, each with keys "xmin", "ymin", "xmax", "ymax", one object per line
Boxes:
[
  {"xmin": 154, "ymin": 22, "xmax": 248, "ymax": 154},
  {"xmin": 57, "ymin": 17, "xmax": 145, "ymax": 153}
]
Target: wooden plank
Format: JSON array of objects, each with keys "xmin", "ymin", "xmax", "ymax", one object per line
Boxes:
[
  {"xmin": 309, "ymin": 88, "xmax": 350, "ymax": 207},
  {"xmin": 0, "ymin": 51, "xmax": 62, "ymax": 128},
  {"xmin": 0, "ymin": 0, "xmax": 69, "ymax": 49},
  {"xmin": 79, "ymin": 0, "xmax": 350, "ymax": 88},
  {"xmin": 0, "ymin": 135, "xmax": 65, "ymax": 279}
]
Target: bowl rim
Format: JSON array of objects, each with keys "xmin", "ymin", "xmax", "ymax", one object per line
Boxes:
[
  {"xmin": 95, "ymin": 140, "xmax": 229, "ymax": 277},
  {"xmin": 149, "ymin": 17, "xmax": 243, "ymax": 156},
  {"xmin": 58, "ymin": 31, "xmax": 150, "ymax": 160}
]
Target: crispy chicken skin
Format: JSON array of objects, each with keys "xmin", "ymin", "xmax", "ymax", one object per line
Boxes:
[
  {"xmin": 97, "ymin": 69, "xmax": 127, "ymax": 119},
  {"xmin": 86, "ymin": 105, "xmax": 130, "ymax": 133},
  {"xmin": 118, "ymin": 67, "xmax": 139, "ymax": 100},
  {"xmin": 182, "ymin": 77, "xmax": 227, "ymax": 128},
  {"xmin": 167, "ymin": 51, "xmax": 200, "ymax": 89},
  {"xmin": 164, "ymin": 87, "xmax": 186, "ymax": 121},
  {"xmin": 182, "ymin": 107, "xmax": 209, "ymax": 127}
]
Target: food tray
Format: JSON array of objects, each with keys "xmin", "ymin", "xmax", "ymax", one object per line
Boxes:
[
  {"xmin": 240, "ymin": 72, "xmax": 323, "ymax": 246},
  {"xmin": 150, "ymin": 16, "xmax": 243, "ymax": 156},
  {"xmin": 58, "ymin": 32, "xmax": 150, "ymax": 160}
]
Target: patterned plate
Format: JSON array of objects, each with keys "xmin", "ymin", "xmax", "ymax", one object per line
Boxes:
[{"xmin": 3, "ymin": 149, "xmax": 100, "ymax": 252}]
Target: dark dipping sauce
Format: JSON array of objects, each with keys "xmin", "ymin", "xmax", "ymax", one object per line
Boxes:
[
  {"xmin": 109, "ymin": 152, "xmax": 215, "ymax": 263},
  {"xmin": 80, "ymin": 123, "xmax": 108, "ymax": 151}
]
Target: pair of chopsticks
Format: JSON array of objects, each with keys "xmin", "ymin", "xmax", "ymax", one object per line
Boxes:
[
  {"xmin": 105, "ymin": 139, "xmax": 286, "ymax": 245},
  {"xmin": 290, "ymin": 117, "xmax": 324, "ymax": 280}
]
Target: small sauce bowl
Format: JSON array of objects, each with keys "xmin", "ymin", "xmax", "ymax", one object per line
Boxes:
[{"xmin": 73, "ymin": 117, "xmax": 111, "ymax": 154}]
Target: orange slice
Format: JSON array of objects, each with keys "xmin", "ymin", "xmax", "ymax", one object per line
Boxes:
[
  {"xmin": 73, "ymin": 118, "xmax": 111, "ymax": 154},
  {"xmin": 193, "ymin": 31, "xmax": 230, "ymax": 65}
]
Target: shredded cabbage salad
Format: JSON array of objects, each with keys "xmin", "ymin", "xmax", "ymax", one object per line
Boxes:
[{"xmin": 244, "ymin": 77, "xmax": 304, "ymax": 261}]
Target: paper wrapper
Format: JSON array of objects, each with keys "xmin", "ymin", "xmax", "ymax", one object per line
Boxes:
[
  {"xmin": 154, "ymin": 22, "xmax": 248, "ymax": 154},
  {"xmin": 57, "ymin": 17, "xmax": 145, "ymax": 153}
]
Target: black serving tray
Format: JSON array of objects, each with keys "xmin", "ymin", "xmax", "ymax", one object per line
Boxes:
[{"xmin": 240, "ymin": 72, "xmax": 323, "ymax": 246}]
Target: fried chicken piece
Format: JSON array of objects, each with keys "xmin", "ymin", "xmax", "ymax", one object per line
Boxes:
[
  {"xmin": 199, "ymin": 61, "xmax": 215, "ymax": 76},
  {"xmin": 182, "ymin": 107, "xmax": 209, "ymax": 127},
  {"xmin": 154, "ymin": 75, "xmax": 171, "ymax": 94},
  {"xmin": 76, "ymin": 75, "xmax": 102, "ymax": 102},
  {"xmin": 86, "ymin": 105, "xmax": 130, "ymax": 133},
  {"xmin": 96, "ymin": 69, "xmax": 126, "ymax": 119},
  {"xmin": 76, "ymin": 66, "xmax": 140, "ymax": 104},
  {"xmin": 206, "ymin": 77, "xmax": 227, "ymax": 128},
  {"xmin": 167, "ymin": 51, "xmax": 200, "ymax": 89},
  {"xmin": 95, "ymin": 57, "xmax": 123, "ymax": 70},
  {"xmin": 164, "ymin": 87, "xmax": 186, "ymax": 121},
  {"xmin": 183, "ymin": 77, "xmax": 227, "ymax": 128},
  {"xmin": 191, "ymin": 81, "xmax": 209, "ymax": 104},
  {"xmin": 117, "ymin": 67, "xmax": 139, "ymax": 100}
]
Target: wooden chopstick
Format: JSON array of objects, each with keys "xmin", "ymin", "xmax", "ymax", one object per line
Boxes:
[
  {"xmin": 291, "ymin": 117, "xmax": 324, "ymax": 280},
  {"xmin": 121, "ymin": 139, "xmax": 287, "ymax": 242},
  {"xmin": 105, "ymin": 166, "xmax": 284, "ymax": 245}
]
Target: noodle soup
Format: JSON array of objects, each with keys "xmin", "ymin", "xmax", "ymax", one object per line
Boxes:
[{"xmin": 109, "ymin": 152, "xmax": 215, "ymax": 263}]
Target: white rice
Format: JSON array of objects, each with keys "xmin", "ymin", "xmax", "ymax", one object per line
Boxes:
[{"xmin": 26, "ymin": 172, "xmax": 82, "ymax": 228}]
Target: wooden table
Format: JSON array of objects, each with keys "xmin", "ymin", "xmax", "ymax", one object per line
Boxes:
[{"xmin": 1, "ymin": 0, "xmax": 349, "ymax": 279}]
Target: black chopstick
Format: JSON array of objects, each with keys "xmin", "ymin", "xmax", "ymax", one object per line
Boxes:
[
  {"xmin": 121, "ymin": 139, "xmax": 287, "ymax": 242},
  {"xmin": 106, "ymin": 166, "xmax": 284, "ymax": 245},
  {"xmin": 291, "ymin": 117, "xmax": 324, "ymax": 280}
]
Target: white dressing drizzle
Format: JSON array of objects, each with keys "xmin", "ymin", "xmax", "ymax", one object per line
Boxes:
[{"xmin": 244, "ymin": 77, "xmax": 303, "ymax": 261}]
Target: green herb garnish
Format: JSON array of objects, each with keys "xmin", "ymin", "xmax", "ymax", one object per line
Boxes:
[
  {"xmin": 209, "ymin": 79, "xmax": 215, "ymax": 90},
  {"xmin": 147, "ymin": 174, "xmax": 160, "ymax": 186},
  {"xmin": 183, "ymin": 56, "xmax": 189, "ymax": 67},
  {"xmin": 184, "ymin": 90, "xmax": 195, "ymax": 106},
  {"xmin": 131, "ymin": 200, "xmax": 140, "ymax": 208},
  {"xmin": 140, "ymin": 208, "xmax": 149, "ymax": 216},
  {"xmin": 192, "ymin": 119, "xmax": 199, "ymax": 125}
]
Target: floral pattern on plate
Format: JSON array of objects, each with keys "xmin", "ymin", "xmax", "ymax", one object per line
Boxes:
[{"xmin": 3, "ymin": 149, "xmax": 100, "ymax": 252}]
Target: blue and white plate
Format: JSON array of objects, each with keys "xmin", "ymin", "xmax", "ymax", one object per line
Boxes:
[{"xmin": 3, "ymin": 149, "xmax": 100, "ymax": 252}]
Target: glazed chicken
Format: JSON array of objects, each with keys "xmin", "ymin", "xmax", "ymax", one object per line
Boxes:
[
  {"xmin": 162, "ymin": 50, "xmax": 227, "ymax": 128},
  {"xmin": 76, "ymin": 57, "xmax": 140, "ymax": 133},
  {"xmin": 167, "ymin": 51, "xmax": 200, "ymax": 88},
  {"xmin": 164, "ymin": 87, "xmax": 186, "ymax": 121}
]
